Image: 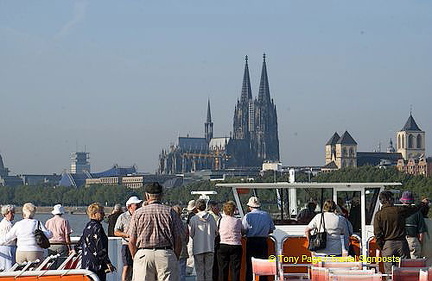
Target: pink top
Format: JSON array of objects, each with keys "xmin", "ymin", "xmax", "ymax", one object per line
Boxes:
[
  {"xmin": 219, "ymin": 215, "xmax": 242, "ymax": 246},
  {"xmin": 45, "ymin": 215, "xmax": 72, "ymax": 243}
]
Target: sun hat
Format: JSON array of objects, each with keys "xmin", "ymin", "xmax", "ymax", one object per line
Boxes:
[
  {"xmin": 126, "ymin": 196, "xmax": 143, "ymax": 207},
  {"xmin": 187, "ymin": 200, "xmax": 196, "ymax": 211},
  {"xmin": 52, "ymin": 204, "xmax": 65, "ymax": 215},
  {"xmin": 247, "ymin": 196, "xmax": 261, "ymax": 208},
  {"xmin": 400, "ymin": 191, "xmax": 414, "ymax": 204}
]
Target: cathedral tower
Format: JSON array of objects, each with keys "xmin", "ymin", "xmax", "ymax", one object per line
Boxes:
[
  {"xmin": 253, "ymin": 54, "xmax": 280, "ymax": 162},
  {"xmin": 233, "ymin": 56, "xmax": 254, "ymax": 141}
]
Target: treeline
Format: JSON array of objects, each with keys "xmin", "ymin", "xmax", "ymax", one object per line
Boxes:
[
  {"xmin": 1, "ymin": 166, "xmax": 431, "ymax": 207},
  {"xmin": 0, "ymin": 185, "xmax": 144, "ymax": 207}
]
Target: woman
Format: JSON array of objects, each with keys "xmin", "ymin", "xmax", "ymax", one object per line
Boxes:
[
  {"xmin": 45, "ymin": 204, "xmax": 73, "ymax": 257},
  {"xmin": 0, "ymin": 202, "xmax": 52, "ymax": 264},
  {"xmin": 0, "ymin": 205, "xmax": 16, "ymax": 270},
  {"xmin": 217, "ymin": 201, "xmax": 243, "ymax": 281},
  {"xmin": 305, "ymin": 199, "xmax": 348, "ymax": 256},
  {"xmin": 75, "ymin": 203, "xmax": 115, "ymax": 281}
]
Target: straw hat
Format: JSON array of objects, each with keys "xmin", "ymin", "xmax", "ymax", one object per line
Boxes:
[
  {"xmin": 247, "ymin": 196, "xmax": 261, "ymax": 208},
  {"xmin": 187, "ymin": 200, "xmax": 196, "ymax": 211}
]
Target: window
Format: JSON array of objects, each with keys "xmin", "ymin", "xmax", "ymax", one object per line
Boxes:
[
  {"xmin": 408, "ymin": 134, "xmax": 414, "ymax": 148},
  {"xmin": 417, "ymin": 134, "xmax": 422, "ymax": 149}
]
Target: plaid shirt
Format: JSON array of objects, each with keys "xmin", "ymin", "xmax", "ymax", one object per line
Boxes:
[{"xmin": 128, "ymin": 202, "xmax": 183, "ymax": 249}]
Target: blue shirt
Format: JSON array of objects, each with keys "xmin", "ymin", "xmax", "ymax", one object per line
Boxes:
[{"xmin": 242, "ymin": 209, "xmax": 275, "ymax": 237}]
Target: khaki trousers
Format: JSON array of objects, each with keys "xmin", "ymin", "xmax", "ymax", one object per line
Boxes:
[
  {"xmin": 381, "ymin": 240, "xmax": 410, "ymax": 274},
  {"xmin": 15, "ymin": 251, "xmax": 44, "ymax": 264},
  {"xmin": 132, "ymin": 249, "xmax": 179, "ymax": 281}
]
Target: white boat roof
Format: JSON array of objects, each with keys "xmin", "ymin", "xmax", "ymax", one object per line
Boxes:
[{"xmin": 216, "ymin": 182, "xmax": 402, "ymax": 189}]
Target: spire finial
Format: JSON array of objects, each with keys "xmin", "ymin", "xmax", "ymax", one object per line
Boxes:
[
  {"xmin": 410, "ymin": 104, "xmax": 413, "ymax": 116},
  {"xmin": 245, "ymin": 55, "xmax": 248, "ymax": 63},
  {"xmin": 263, "ymin": 53, "xmax": 266, "ymax": 62}
]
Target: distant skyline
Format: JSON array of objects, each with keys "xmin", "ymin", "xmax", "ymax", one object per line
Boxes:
[{"xmin": 1, "ymin": 0, "xmax": 431, "ymax": 174}]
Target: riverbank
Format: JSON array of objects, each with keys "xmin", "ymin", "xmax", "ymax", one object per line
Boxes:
[{"xmin": 13, "ymin": 206, "xmax": 116, "ymax": 215}]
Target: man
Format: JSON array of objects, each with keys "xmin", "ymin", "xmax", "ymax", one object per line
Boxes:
[
  {"xmin": 128, "ymin": 182, "xmax": 183, "ymax": 281},
  {"xmin": 400, "ymin": 191, "xmax": 426, "ymax": 259},
  {"xmin": 107, "ymin": 204, "xmax": 123, "ymax": 237},
  {"xmin": 207, "ymin": 200, "xmax": 221, "ymax": 281},
  {"xmin": 373, "ymin": 190, "xmax": 418, "ymax": 274},
  {"xmin": 114, "ymin": 196, "xmax": 143, "ymax": 281},
  {"xmin": 189, "ymin": 199, "xmax": 218, "ymax": 281},
  {"xmin": 242, "ymin": 196, "xmax": 275, "ymax": 281}
]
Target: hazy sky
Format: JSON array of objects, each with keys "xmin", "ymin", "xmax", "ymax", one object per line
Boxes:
[{"xmin": 1, "ymin": 0, "xmax": 431, "ymax": 174}]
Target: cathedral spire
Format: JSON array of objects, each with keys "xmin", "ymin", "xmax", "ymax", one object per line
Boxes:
[
  {"xmin": 240, "ymin": 55, "xmax": 252, "ymax": 103},
  {"xmin": 258, "ymin": 53, "xmax": 271, "ymax": 103},
  {"xmin": 206, "ymin": 99, "xmax": 212, "ymax": 123},
  {"xmin": 205, "ymin": 99, "xmax": 213, "ymax": 143}
]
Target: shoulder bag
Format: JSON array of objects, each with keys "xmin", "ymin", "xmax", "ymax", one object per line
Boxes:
[
  {"xmin": 34, "ymin": 221, "xmax": 51, "ymax": 249},
  {"xmin": 308, "ymin": 212, "xmax": 327, "ymax": 252}
]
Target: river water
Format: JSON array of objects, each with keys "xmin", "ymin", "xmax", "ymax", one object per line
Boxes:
[{"xmin": 32, "ymin": 213, "xmax": 108, "ymax": 237}]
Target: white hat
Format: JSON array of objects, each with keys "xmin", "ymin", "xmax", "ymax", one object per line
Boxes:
[
  {"xmin": 187, "ymin": 200, "xmax": 196, "ymax": 211},
  {"xmin": 247, "ymin": 197, "xmax": 261, "ymax": 208},
  {"xmin": 126, "ymin": 196, "xmax": 142, "ymax": 207},
  {"xmin": 52, "ymin": 204, "xmax": 65, "ymax": 215}
]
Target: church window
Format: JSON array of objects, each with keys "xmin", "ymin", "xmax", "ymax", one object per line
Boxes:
[
  {"xmin": 417, "ymin": 135, "xmax": 422, "ymax": 149},
  {"xmin": 402, "ymin": 137, "xmax": 405, "ymax": 149},
  {"xmin": 398, "ymin": 135, "xmax": 401, "ymax": 149},
  {"xmin": 349, "ymin": 148, "xmax": 354, "ymax": 157},
  {"xmin": 342, "ymin": 148, "xmax": 347, "ymax": 157},
  {"xmin": 408, "ymin": 134, "xmax": 414, "ymax": 149}
]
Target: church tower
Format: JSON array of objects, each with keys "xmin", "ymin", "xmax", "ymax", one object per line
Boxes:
[
  {"xmin": 205, "ymin": 99, "xmax": 213, "ymax": 143},
  {"xmin": 335, "ymin": 131, "xmax": 357, "ymax": 168},
  {"xmin": 253, "ymin": 54, "xmax": 280, "ymax": 162},
  {"xmin": 397, "ymin": 113, "xmax": 425, "ymax": 160},
  {"xmin": 325, "ymin": 132, "xmax": 340, "ymax": 165}
]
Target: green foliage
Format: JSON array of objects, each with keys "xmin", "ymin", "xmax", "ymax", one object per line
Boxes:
[{"xmin": 1, "ymin": 166, "xmax": 431, "ymax": 207}]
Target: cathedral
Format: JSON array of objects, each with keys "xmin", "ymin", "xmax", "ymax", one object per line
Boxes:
[{"xmin": 158, "ymin": 55, "xmax": 280, "ymax": 174}]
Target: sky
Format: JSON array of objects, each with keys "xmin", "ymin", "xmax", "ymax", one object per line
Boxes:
[{"xmin": 0, "ymin": 0, "xmax": 431, "ymax": 175}]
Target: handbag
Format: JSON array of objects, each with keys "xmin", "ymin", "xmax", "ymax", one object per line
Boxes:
[
  {"xmin": 34, "ymin": 221, "xmax": 51, "ymax": 249},
  {"xmin": 308, "ymin": 212, "xmax": 327, "ymax": 252}
]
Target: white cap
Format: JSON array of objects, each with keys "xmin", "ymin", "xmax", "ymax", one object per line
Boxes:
[
  {"xmin": 52, "ymin": 204, "xmax": 65, "ymax": 215},
  {"xmin": 126, "ymin": 196, "xmax": 142, "ymax": 207}
]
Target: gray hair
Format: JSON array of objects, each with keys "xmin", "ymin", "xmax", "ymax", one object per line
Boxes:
[
  {"xmin": 1, "ymin": 205, "xmax": 15, "ymax": 216},
  {"xmin": 22, "ymin": 202, "xmax": 37, "ymax": 219}
]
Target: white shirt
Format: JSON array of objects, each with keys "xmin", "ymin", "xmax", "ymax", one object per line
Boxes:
[
  {"xmin": 0, "ymin": 218, "xmax": 52, "ymax": 252},
  {"xmin": 307, "ymin": 212, "xmax": 348, "ymax": 255},
  {"xmin": 0, "ymin": 218, "xmax": 15, "ymax": 246}
]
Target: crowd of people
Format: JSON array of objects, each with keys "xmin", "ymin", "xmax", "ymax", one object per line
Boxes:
[{"xmin": 0, "ymin": 184, "xmax": 430, "ymax": 281}]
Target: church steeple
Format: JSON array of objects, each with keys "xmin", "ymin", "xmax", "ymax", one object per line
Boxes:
[
  {"xmin": 205, "ymin": 99, "xmax": 213, "ymax": 143},
  {"xmin": 240, "ymin": 55, "xmax": 252, "ymax": 103},
  {"xmin": 258, "ymin": 53, "xmax": 271, "ymax": 103}
]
